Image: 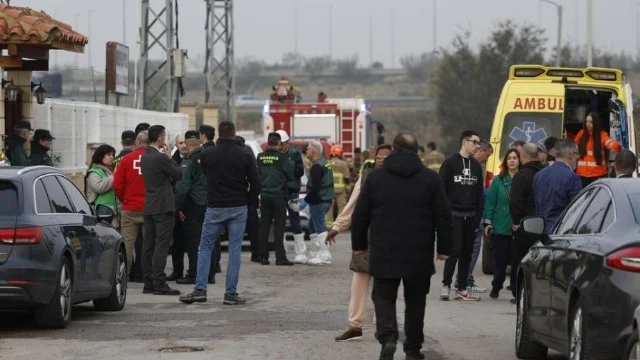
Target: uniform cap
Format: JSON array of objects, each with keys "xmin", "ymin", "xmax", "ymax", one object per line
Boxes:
[
  {"xmin": 34, "ymin": 129, "xmax": 55, "ymax": 141},
  {"xmin": 185, "ymin": 130, "xmax": 200, "ymax": 140},
  {"xmin": 275, "ymin": 130, "xmax": 289, "ymax": 142},
  {"xmin": 14, "ymin": 120, "xmax": 32, "ymax": 131}
]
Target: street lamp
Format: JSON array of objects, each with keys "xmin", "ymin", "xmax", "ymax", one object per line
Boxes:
[
  {"xmin": 31, "ymin": 82, "xmax": 47, "ymax": 104},
  {"xmin": 2, "ymin": 79, "xmax": 19, "ymax": 102},
  {"xmin": 540, "ymin": 0, "xmax": 563, "ymax": 67}
]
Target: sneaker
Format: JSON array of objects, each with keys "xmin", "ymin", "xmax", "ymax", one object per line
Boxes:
[
  {"xmin": 179, "ymin": 289, "xmax": 207, "ymax": 304},
  {"xmin": 223, "ymin": 292, "xmax": 247, "ymax": 305},
  {"xmin": 467, "ymin": 284, "xmax": 487, "ymax": 293},
  {"xmin": 439, "ymin": 285, "xmax": 451, "ymax": 301},
  {"xmin": 405, "ymin": 350, "xmax": 426, "ymax": 360},
  {"xmin": 454, "ymin": 290, "xmax": 480, "ymax": 301},
  {"xmin": 490, "ymin": 288, "xmax": 499, "ymax": 299},
  {"xmin": 335, "ymin": 327, "xmax": 363, "ymax": 342}
]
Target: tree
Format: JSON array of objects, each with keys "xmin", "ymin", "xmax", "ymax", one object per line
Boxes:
[
  {"xmin": 400, "ymin": 53, "xmax": 438, "ymax": 82},
  {"xmin": 281, "ymin": 52, "xmax": 305, "ymax": 69},
  {"xmin": 304, "ymin": 56, "xmax": 333, "ymax": 76}
]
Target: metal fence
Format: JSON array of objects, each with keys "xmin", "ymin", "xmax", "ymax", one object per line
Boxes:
[{"xmin": 33, "ymin": 99, "xmax": 189, "ymax": 174}]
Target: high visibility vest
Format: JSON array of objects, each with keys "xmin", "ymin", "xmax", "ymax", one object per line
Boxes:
[
  {"xmin": 85, "ymin": 167, "xmax": 119, "ymax": 215},
  {"xmin": 575, "ymin": 129, "xmax": 621, "ymax": 178},
  {"xmin": 307, "ymin": 157, "xmax": 335, "ymax": 202}
]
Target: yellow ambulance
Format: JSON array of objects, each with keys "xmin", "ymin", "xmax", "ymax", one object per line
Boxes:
[{"xmin": 485, "ymin": 65, "xmax": 636, "ymax": 188}]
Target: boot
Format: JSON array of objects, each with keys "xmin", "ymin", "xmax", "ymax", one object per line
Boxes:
[
  {"xmin": 308, "ymin": 231, "xmax": 332, "ymax": 265},
  {"xmin": 307, "ymin": 233, "xmax": 319, "ymax": 259},
  {"xmin": 293, "ymin": 233, "xmax": 308, "ymax": 264}
]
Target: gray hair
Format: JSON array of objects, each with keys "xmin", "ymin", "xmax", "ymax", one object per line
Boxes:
[
  {"xmin": 137, "ymin": 130, "xmax": 150, "ymax": 146},
  {"xmin": 478, "ymin": 139, "xmax": 493, "ymax": 152},
  {"xmin": 522, "ymin": 143, "xmax": 539, "ymax": 159},
  {"xmin": 308, "ymin": 141, "xmax": 323, "ymax": 155},
  {"xmin": 555, "ymin": 139, "xmax": 578, "ymax": 159}
]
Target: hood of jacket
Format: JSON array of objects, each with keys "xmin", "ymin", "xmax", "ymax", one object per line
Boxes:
[
  {"xmin": 522, "ymin": 160, "xmax": 544, "ymax": 172},
  {"xmin": 383, "ymin": 149, "xmax": 423, "ymax": 178}
]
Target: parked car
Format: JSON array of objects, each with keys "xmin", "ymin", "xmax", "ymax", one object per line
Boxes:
[
  {"xmin": 624, "ymin": 305, "xmax": 640, "ymax": 360},
  {"xmin": 0, "ymin": 166, "xmax": 127, "ymax": 328},
  {"xmin": 515, "ymin": 179, "xmax": 640, "ymax": 360}
]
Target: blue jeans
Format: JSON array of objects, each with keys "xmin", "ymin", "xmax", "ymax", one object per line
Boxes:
[
  {"xmin": 308, "ymin": 202, "xmax": 331, "ymax": 234},
  {"xmin": 195, "ymin": 206, "xmax": 248, "ymax": 294},
  {"xmin": 286, "ymin": 194, "xmax": 302, "ymax": 235}
]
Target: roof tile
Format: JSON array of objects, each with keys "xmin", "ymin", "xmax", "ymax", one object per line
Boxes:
[{"xmin": 0, "ymin": 5, "xmax": 88, "ymax": 53}]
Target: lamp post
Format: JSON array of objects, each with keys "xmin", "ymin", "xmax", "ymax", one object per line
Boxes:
[
  {"xmin": 540, "ymin": 0, "xmax": 563, "ymax": 67},
  {"xmin": 2, "ymin": 79, "xmax": 19, "ymax": 102}
]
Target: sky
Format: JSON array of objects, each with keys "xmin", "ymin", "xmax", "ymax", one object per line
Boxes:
[{"xmin": 35, "ymin": 0, "xmax": 640, "ymax": 71}]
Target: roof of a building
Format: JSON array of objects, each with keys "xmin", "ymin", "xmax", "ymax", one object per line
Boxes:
[{"xmin": 0, "ymin": 5, "xmax": 88, "ymax": 53}]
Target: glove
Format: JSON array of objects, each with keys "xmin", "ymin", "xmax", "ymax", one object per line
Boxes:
[{"xmin": 299, "ymin": 199, "xmax": 308, "ymax": 210}]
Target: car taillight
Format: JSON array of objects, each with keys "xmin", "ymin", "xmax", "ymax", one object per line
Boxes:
[
  {"xmin": 606, "ymin": 247, "xmax": 640, "ymax": 273},
  {"xmin": 0, "ymin": 228, "xmax": 42, "ymax": 245},
  {"xmin": 485, "ymin": 171, "xmax": 494, "ymax": 189}
]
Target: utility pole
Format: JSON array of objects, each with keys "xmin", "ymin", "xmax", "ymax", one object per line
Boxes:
[
  {"xmin": 540, "ymin": 0, "xmax": 563, "ymax": 67},
  {"xmin": 329, "ymin": 5, "xmax": 333, "ymax": 58},
  {"xmin": 432, "ymin": 0, "xmax": 437, "ymax": 53},
  {"xmin": 122, "ymin": 0, "xmax": 126, "ymax": 44},
  {"xmin": 390, "ymin": 8, "xmax": 395, "ymax": 68},
  {"xmin": 294, "ymin": 7, "xmax": 298, "ymax": 54},
  {"xmin": 139, "ymin": 0, "xmax": 180, "ymax": 112},
  {"xmin": 586, "ymin": 0, "xmax": 593, "ymax": 67},
  {"xmin": 369, "ymin": 10, "xmax": 373, "ymax": 66},
  {"xmin": 204, "ymin": 0, "xmax": 235, "ymax": 123}
]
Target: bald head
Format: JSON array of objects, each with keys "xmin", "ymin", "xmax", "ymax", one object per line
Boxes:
[
  {"xmin": 521, "ymin": 143, "xmax": 539, "ymax": 163},
  {"xmin": 392, "ymin": 131, "xmax": 419, "ymax": 152},
  {"xmin": 175, "ymin": 134, "xmax": 187, "ymax": 155}
]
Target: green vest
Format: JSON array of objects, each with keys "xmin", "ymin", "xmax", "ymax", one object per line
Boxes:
[
  {"xmin": 86, "ymin": 167, "xmax": 118, "ymax": 215},
  {"xmin": 307, "ymin": 157, "xmax": 334, "ymax": 202}
]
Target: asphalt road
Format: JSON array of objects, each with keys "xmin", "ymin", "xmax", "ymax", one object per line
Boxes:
[{"xmin": 0, "ymin": 233, "xmax": 567, "ymax": 360}]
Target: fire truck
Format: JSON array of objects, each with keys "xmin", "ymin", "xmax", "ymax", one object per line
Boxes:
[{"xmin": 262, "ymin": 77, "xmax": 382, "ymax": 159}]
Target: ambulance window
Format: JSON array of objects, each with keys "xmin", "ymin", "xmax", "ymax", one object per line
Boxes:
[{"xmin": 500, "ymin": 112, "xmax": 563, "ymax": 158}]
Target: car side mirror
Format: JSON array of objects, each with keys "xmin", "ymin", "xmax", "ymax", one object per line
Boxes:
[
  {"xmin": 521, "ymin": 216, "xmax": 545, "ymax": 235},
  {"xmin": 95, "ymin": 204, "xmax": 115, "ymax": 223}
]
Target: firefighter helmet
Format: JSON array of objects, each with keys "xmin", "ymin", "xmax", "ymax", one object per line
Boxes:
[{"xmin": 330, "ymin": 144, "xmax": 343, "ymax": 157}]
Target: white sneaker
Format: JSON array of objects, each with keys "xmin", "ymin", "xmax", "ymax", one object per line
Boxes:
[
  {"xmin": 439, "ymin": 285, "xmax": 451, "ymax": 301},
  {"xmin": 467, "ymin": 284, "xmax": 487, "ymax": 293}
]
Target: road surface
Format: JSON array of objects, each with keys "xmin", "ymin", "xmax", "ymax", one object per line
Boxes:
[{"xmin": 0, "ymin": 233, "xmax": 566, "ymax": 360}]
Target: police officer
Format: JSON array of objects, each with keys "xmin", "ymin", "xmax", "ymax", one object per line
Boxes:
[
  {"xmin": 7, "ymin": 120, "xmax": 31, "ymax": 166},
  {"xmin": 327, "ymin": 144, "xmax": 350, "ymax": 227},
  {"xmin": 175, "ymin": 130, "xmax": 217, "ymax": 284},
  {"xmin": 257, "ymin": 132, "xmax": 294, "ymax": 266},
  {"xmin": 29, "ymin": 129, "xmax": 55, "ymax": 166}
]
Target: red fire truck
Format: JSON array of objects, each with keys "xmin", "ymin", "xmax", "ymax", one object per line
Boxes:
[{"xmin": 262, "ymin": 78, "xmax": 379, "ymax": 159}]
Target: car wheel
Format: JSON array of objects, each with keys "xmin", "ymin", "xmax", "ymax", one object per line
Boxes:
[
  {"xmin": 482, "ymin": 235, "xmax": 493, "ymax": 274},
  {"xmin": 515, "ymin": 278, "xmax": 548, "ymax": 359},
  {"xmin": 93, "ymin": 247, "xmax": 127, "ymax": 311},
  {"xmin": 34, "ymin": 258, "xmax": 72, "ymax": 329},
  {"xmin": 623, "ymin": 330, "xmax": 639, "ymax": 360},
  {"xmin": 569, "ymin": 299, "xmax": 593, "ymax": 360}
]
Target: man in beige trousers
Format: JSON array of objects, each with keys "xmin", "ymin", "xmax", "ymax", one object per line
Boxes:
[{"xmin": 325, "ymin": 144, "xmax": 392, "ymax": 342}]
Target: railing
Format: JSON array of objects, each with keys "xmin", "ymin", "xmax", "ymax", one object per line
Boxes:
[{"xmin": 33, "ymin": 99, "xmax": 189, "ymax": 173}]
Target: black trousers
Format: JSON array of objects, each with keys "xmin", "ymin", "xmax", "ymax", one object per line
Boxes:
[
  {"xmin": 510, "ymin": 229, "xmax": 537, "ymax": 298},
  {"xmin": 184, "ymin": 204, "xmax": 216, "ymax": 279},
  {"xmin": 259, "ymin": 196, "xmax": 287, "ymax": 262},
  {"xmin": 171, "ymin": 214, "xmax": 186, "ymax": 276},
  {"xmin": 442, "ymin": 215, "xmax": 477, "ymax": 291},
  {"xmin": 373, "ymin": 276, "xmax": 431, "ymax": 353},
  {"xmin": 246, "ymin": 204, "xmax": 260, "ymax": 258},
  {"xmin": 490, "ymin": 234, "xmax": 512, "ymax": 291},
  {"xmin": 142, "ymin": 212, "xmax": 175, "ymax": 287},
  {"xmin": 129, "ymin": 228, "xmax": 144, "ymax": 280}
]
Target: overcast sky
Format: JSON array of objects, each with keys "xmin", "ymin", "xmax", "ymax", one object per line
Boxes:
[{"xmin": 37, "ymin": 0, "xmax": 640, "ymax": 71}]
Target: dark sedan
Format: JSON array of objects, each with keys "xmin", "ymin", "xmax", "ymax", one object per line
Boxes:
[
  {"xmin": 515, "ymin": 179, "xmax": 640, "ymax": 360},
  {"xmin": 0, "ymin": 166, "xmax": 127, "ymax": 328}
]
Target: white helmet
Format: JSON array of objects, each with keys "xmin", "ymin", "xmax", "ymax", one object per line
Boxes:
[{"xmin": 288, "ymin": 199, "xmax": 301, "ymax": 213}]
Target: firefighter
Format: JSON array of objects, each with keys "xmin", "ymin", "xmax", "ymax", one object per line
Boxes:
[
  {"xmin": 424, "ymin": 141, "xmax": 445, "ymax": 171},
  {"xmin": 327, "ymin": 144, "xmax": 350, "ymax": 227}
]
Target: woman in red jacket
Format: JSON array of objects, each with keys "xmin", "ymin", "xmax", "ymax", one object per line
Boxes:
[{"xmin": 574, "ymin": 112, "xmax": 621, "ymax": 187}]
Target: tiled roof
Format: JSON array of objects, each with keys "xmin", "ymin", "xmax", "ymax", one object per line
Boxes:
[{"xmin": 0, "ymin": 5, "xmax": 88, "ymax": 53}]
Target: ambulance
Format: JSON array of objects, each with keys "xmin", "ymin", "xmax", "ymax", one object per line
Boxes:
[
  {"xmin": 485, "ymin": 65, "xmax": 637, "ymax": 189},
  {"xmin": 482, "ymin": 65, "xmax": 636, "ymax": 274}
]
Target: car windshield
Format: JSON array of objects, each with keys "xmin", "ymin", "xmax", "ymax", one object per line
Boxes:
[{"xmin": 500, "ymin": 112, "xmax": 562, "ymax": 159}]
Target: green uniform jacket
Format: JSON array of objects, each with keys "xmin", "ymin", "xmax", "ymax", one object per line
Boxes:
[
  {"xmin": 483, "ymin": 174, "xmax": 514, "ymax": 236},
  {"xmin": 305, "ymin": 157, "xmax": 335, "ymax": 204},
  {"xmin": 257, "ymin": 147, "xmax": 292, "ymax": 199},
  {"xmin": 175, "ymin": 147, "xmax": 208, "ymax": 208},
  {"xmin": 282, "ymin": 147, "xmax": 304, "ymax": 195},
  {"xmin": 7, "ymin": 138, "xmax": 28, "ymax": 166}
]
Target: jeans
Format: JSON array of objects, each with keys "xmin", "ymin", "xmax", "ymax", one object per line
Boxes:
[
  {"xmin": 195, "ymin": 206, "xmax": 248, "ymax": 294},
  {"xmin": 442, "ymin": 215, "xmax": 477, "ymax": 291},
  {"xmin": 259, "ymin": 197, "xmax": 287, "ymax": 262},
  {"xmin": 286, "ymin": 193, "xmax": 302, "ymax": 235},
  {"xmin": 309, "ymin": 202, "xmax": 331, "ymax": 234}
]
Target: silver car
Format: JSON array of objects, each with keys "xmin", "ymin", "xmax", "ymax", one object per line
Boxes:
[{"xmin": 625, "ymin": 306, "xmax": 640, "ymax": 360}]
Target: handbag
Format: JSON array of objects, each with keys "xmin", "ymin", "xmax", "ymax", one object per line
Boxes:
[{"xmin": 349, "ymin": 250, "xmax": 369, "ymax": 273}]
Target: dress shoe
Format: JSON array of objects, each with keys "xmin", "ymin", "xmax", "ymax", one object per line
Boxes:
[
  {"xmin": 276, "ymin": 259, "xmax": 294, "ymax": 266},
  {"xmin": 143, "ymin": 284, "xmax": 154, "ymax": 294},
  {"xmin": 379, "ymin": 342, "xmax": 396, "ymax": 360},
  {"xmin": 251, "ymin": 255, "xmax": 261, "ymax": 263},
  {"xmin": 153, "ymin": 283, "xmax": 181, "ymax": 295},
  {"xmin": 261, "ymin": 259, "xmax": 270, "ymax": 265},
  {"xmin": 166, "ymin": 272, "xmax": 181, "ymax": 281},
  {"xmin": 208, "ymin": 276, "xmax": 216, "ymax": 284},
  {"xmin": 176, "ymin": 276, "xmax": 196, "ymax": 285}
]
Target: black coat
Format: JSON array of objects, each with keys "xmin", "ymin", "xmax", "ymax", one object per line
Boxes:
[
  {"xmin": 351, "ymin": 149, "xmax": 453, "ymax": 279},
  {"xmin": 29, "ymin": 142, "xmax": 53, "ymax": 166},
  {"xmin": 510, "ymin": 160, "xmax": 544, "ymax": 226},
  {"xmin": 141, "ymin": 146, "xmax": 183, "ymax": 215}
]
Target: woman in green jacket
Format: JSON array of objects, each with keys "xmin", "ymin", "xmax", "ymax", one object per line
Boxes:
[
  {"xmin": 85, "ymin": 144, "xmax": 119, "ymax": 228},
  {"xmin": 483, "ymin": 148, "xmax": 521, "ymax": 300}
]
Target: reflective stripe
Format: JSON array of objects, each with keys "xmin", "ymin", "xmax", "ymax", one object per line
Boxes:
[
  {"xmin": 428, "ymin": 164, "xmax": 441, "ymax": 170},
  {"xmin": 578, "ymin": 160, "xmax": 598, "ymax": 167}
]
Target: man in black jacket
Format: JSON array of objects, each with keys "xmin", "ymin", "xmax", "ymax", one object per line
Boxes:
[
  {"xmin": 439, "ymin": 130, "xmax": 484, "ymax": 302},
  {"xmin": 352, "ymin": 131, "xmax": 452, "ymax": 360},
  {"xmin": 140, "ymin": 125, "xmax": 183, "ymax": 296},
  {"xmin": 179, "ymin": 121, "xmax": 260, "ymax": 305},
  {"xmin": 509, "ymin": 142, "xmax": 544, "ymax": 301},
  {"xmin": 29, "ymin": 129, "xmax": 55, "ymax": 166},
  {"xmin": 7, "ymin": 120, "xmax": 31, "ymax": 166},
  {"xmin": 167, "ymin": 133, "xmax": 189, "ymax": 281}
]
